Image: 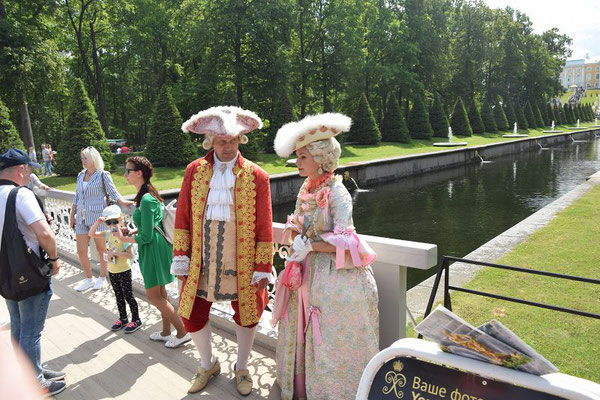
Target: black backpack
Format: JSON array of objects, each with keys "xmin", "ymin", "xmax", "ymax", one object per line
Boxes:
[{"xmin": 0, "ymin": 184, "xmax": 51, "ymax": 301}]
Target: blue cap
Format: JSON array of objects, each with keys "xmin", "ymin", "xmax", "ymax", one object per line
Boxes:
[{"xmin": 0, "ymin": 148, "xmax": 42, "ymax": 170}]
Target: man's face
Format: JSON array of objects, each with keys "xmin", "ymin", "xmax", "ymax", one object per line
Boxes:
[
  {"xmin": 212, "ymin": 136, "xmax": 240, "ymax": 162},
  {"xmin": 18, "ymin": 164, "xmax": 32, "ymax": 186}
]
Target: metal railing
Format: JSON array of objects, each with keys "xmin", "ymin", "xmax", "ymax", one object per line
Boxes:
[
  {"xmin": 420, "ymin": 255, "xmax": 600, "ymax": 338},
  {"xmin": 39, "ymin": 189, "xmax": 438, "ymax": 350}
]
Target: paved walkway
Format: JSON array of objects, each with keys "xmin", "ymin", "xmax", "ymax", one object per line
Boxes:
[{"xmin": 0, "ymin": 262, "xmax": 280, "ymax": 399}]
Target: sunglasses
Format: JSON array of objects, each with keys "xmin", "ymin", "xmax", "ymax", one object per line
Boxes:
[
  {"xmin": 105, "ymin": 219, "xmax": 119, "ymax": 226},
  {"xmin": 125, "ymin": 168, "xmax": 139, "ymax": 175}
]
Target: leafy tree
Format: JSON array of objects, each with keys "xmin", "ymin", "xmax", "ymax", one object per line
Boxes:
[
  {"xmin": 55, "ymin": 78, "xmax": 112, "ymax": 176},
  {"xmin": 349, "ymin": 94, "xmax": 381, "ymax": 144},
  {"xmin": 493, "ymin": 100, "xmax": 509, "ymax": 131},
  {"xmin": 429, "ymin": 92, "xmax": 450, "ymax": 138},
  {"xmin": 480, "ymin": 100, "xmax": 497, "ymax": 133},
  {"xmin": 264, "ymin": 88, "xmax": 295, "ymax": 152},
  {"xmin": 504, "ymin": 101, "xmax": 517, "ymax": 128},
  {"xmin": 450, "ymin": 96, "xmax": 472, "ymax": 136},
  {"xmin": 533, "ymin": 102, "xmax": 544, "ymax": 127},
  {"xmin": 146, "ymin": 85, "xmax": 197, "ymax": 167},
  {"xmin": 468, "ymin": 99, "xmax": 485, "ymax": 134},
  {"xmin": 381, "ymin": 93, "xmax": 410, "ymax": 142},
  {"xmin": 524, "ymin": 102, "xmax": 537, "ymax": 129},
  {"xmin": 515, "ymin": 103, "xmax": 529, "ymax": 130},
  {"xmin": 0, "ymin": 98, "xmax": 24, "ymax": 153},
  {"xmin": 407, "ymin": 93, "xmax": 433, "ymax": 139}
]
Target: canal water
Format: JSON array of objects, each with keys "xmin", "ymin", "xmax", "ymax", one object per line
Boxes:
[{"xmin": 273, "ymin": 137, "xmax": 600, "ymax": 288}]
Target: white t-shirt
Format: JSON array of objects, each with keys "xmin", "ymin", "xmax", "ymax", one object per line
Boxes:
[{"xmin": 0, "ymin": 185, "xmax": 46, "ymax": 256}]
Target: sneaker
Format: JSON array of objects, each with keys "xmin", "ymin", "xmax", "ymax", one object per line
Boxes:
[
  {"xmin": 75, "ymin": 278, "xmax": 94, "ymax": 292},
  {"xmin": 149, "ymin": 331, "xmax": 172, "ymax": 342},
  {"xmin": 165, "ymin": 332, "xmax": 192, "ymax": 348},
  {"xmin": 111, "ymin": 319, "xmax": 128, "ymax": 331},
  {"xmin": 93, "ymin": 277, "xmax": 106, "ymax": 290},
  {"xmin": 41, "ymin": 379, "xmax": 67, "ymax": 398},
  {"xmin": 124, "ymin": 320, "xmax": 142, "ymax": 334},
  {"xmin": 43, "ymin": 368, "xmax": 66, "ymax": 381}
]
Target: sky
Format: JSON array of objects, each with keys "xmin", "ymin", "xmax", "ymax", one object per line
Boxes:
[{"xmin": 483, "ymin": 0, "xmax": 600, "ymax": 60}]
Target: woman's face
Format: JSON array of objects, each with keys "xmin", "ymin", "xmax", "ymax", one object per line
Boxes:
[
  {"xmin": 295, "ymin": 146, "xmax": 320, "ymax": 178},
  {"xmin": 81, "ymin": 153, "xmax": 89, "ymax": 169},
  {"xmin": 124, "ymin": 162, "xmax": 143, "ymax": 185}
]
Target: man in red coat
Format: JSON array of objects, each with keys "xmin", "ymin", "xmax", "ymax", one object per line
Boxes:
[{"xmin": 171, "ymin": 106, "xmax": 274, "ymax": 395}]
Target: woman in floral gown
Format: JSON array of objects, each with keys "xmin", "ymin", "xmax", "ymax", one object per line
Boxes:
[{"xmin": 272, "ymin": 113, "xmax": 379, "ymax": 400}]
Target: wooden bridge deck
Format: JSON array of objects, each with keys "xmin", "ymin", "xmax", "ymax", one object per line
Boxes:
[{"xmin": 0, "ymin": 261, "xmax": 281, "ymax": 399}]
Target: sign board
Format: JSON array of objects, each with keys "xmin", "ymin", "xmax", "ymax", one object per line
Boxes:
[
  {"xmin": 368, "ymin": 356, "xmax": 564, "ymax": 400},
  {"xmin": 357, "ymin": 339, "xmax": 600, "ymax": 400}
]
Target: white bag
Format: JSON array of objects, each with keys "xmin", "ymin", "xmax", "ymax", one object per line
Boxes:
[{"xmin": 154, "ymin": 199, "xmax": 177, "ymax": 244}]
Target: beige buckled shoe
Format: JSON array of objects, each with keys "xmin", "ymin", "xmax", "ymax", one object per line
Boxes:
[
  {"xmin": 235, "ymin": 367, "xmax": 253, "ymax": 396},
  {"xmin": 187, "ymin": 359, "xmax": 221, "ymax": 394}
]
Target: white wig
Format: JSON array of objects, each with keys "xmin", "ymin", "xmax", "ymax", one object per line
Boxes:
[
  {"xmin": 81, "ymin": 146, "xmax": 104, "ymax": 171},
  {"xmin": 202, "ymin": 134, "xmax": 249, "ymax": 150}
]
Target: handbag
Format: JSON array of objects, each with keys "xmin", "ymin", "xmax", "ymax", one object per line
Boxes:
[
  {"xmin": 154, "ymin": 199, "xmax": 176, "ymax": 244},
  {"xmin": 100, "ymin": 171, "xmax": 117, "ymax": 206},
  {"xmin": 0, "ymin": 186, "xmax": 51, "ymax": 301},
  {"xmin": 280, "ymin": 260, "xmax": 303, "ymax": 290}
]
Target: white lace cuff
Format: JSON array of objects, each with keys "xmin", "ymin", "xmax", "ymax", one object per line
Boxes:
[
  {"xmin": 170, "ymin": 255, "xmax": 190, "ymax": 275},
  {"xmin": 251, "ymin": 271, "xmax": 275, "ymax": 285}
]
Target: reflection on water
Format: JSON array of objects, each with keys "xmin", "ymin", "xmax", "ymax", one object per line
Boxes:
[{"xmin": 273, "ymin": 138, "xmax": 600, "ymax": 288}]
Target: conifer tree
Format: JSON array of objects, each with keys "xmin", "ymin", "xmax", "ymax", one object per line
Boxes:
[
  {"xmin": 554, "ymin": 105, "xmax": 563, "ymax": 125},
  {"xmin": 546, "ymin": 103, "xmax": 556, "ymax": 126},
  {"xmin": 537, "ymin": 101, "xmax": 549, "ymax": 126},
  {"xmin": 493, "ymin": 100, "xmax": 509, "ymax": 131},
  {"xmin": 573, "ymin": 104, "xmax": 581, "ymax": 121},
  {"xmin": 467, "ymin": 99, "xmax": 485, "ymax": 134},
  {"xmin": 428, "ymin": 92, "xmax": 450, "ymax": 138},
  {"xmin": 56, "ymin": 79, "xmax": 113, "ymax": 176},
  {"xmin": 564, "ymin": 104, "xmax": 574, "ymax": 124},
  {"xmin": 265, "ymin": 89, "xmax": 295, "ymax": 152},
  {"xmin": 504, "ymin": 101, "xmax": 517, "ymax": 128},
  {"xmin": 450, "ymin": 96, "xmax": 472, "ymax": 136},
  {"xmin": 524, "ymin": 102, "xmax": 537, "ymax": 129},
  {"xmin": 0, "ymin": 99, "xmax": 25, "ymax": 154},
  {"xmin": 533, "ymin": 102, "xmax": 545, "ymax": 127},
  {"xmin": 407, "ymin": 93, "xmax": 433, "ymax": 139},
  {"xmin": 515, "ymin": 103, "xmax": 529, "ymax": 130},
  {"xmin": 349, "ymin": 94, "xmax": 381, "ymax": 144},
  {"xmin": 560, "ymin": 104, "xmax": 569, "ymax": 125},
  {"xmin": 381, "ymin": 93, "xmax": 410, "ymax": 142},
  {"xmin": 480, "ymin": 100, "xmax": 497, "ymax": 133},
  {"xmin": 146, "ymin": 85, "xmax": 197, "ymax": 167}
]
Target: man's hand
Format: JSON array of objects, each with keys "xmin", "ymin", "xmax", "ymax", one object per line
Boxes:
[
  {"xmin": 50, "ymin": 260, "xmax": 60, "ymax": 276},
  {"xmin": 253, "ymin": 278, "xmax": 268, "ymax": 291}
]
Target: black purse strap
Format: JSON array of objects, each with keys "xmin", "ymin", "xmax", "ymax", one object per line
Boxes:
[{"xmin": 100, "ymin": 171, "xmax": 114, "ymax": 205}]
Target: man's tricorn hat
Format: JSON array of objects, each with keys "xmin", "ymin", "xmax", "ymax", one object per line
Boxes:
[
  {"xmin": 181, "ymin": 106, "xmax": 262, "ymax": 136},
  {"xmin": 274, "ymin": 113, "xmax": 351, "ymax": 158}
]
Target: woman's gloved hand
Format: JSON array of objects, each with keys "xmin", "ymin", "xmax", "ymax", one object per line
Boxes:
[{"xmin": 287, "ymin": 235, "xmax": 313, "ymax": 262}]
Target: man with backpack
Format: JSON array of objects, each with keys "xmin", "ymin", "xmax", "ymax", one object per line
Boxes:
[{"xmin": 0, "ymin": 148, "xmax": 67, "ymax": 397}]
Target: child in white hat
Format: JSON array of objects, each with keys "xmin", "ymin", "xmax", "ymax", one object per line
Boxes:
[{"xmin": 89, "ymin": 205, "xmax": 142, "ymax": 333}]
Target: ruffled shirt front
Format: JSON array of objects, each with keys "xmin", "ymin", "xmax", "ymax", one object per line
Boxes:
[{"xmin": 205, "ymin": 154, "xmax": 238, "ymax": 222}]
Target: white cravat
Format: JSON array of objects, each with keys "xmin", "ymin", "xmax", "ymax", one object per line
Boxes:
[{"xmin": 206, "ymin": 154, "xmax": 238, "ymax": 222}]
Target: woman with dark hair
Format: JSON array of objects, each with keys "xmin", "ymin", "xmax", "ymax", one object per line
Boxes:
[{"xmin": 117, "ymin": 156, "xmax": 190, "ymax": 348}]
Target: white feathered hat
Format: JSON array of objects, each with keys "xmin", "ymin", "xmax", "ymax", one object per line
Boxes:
[
  {"xmin": 274, "ymin": 113, "xmax": 351, "ymax": 158},
  {"xmin": 181, "ymin": 106, "xmax": 263, "ymax": 136}
]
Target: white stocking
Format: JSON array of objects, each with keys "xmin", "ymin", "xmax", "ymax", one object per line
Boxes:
[
  {"xmin": 235, "ymin": 324, "xmax": 257, "ymax": 371},
  {"xmin": 190, "ymin": 322, "xmax": 214, "ymax": 370}
]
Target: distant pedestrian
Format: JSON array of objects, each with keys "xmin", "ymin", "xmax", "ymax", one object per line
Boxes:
[
  {"xmin": 41, "ymin": 144, "xmax": 52, "ymax": 176},
  {"xmin": 0, "ymin": 148, "xmax": 67, "ymax": 397},
  {"xmin": 28, "ymin": 146, "xmax": 37, "ymax": 163},
  {"xmin": 88, "ymin": 205, "xmax": 142, "ymax": 333}
]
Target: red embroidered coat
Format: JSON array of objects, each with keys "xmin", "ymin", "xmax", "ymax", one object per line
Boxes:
[{"xmin": 173, "ymin": 151, "xmax": 274, "ymax": 326}]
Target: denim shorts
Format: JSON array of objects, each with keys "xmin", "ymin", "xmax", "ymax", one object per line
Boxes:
[{"xmin": 75, "ymin": 221, "xmax": 107, "ymax": 235}]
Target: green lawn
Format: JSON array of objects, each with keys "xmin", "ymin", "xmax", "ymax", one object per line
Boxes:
[
  {"xmin": 560, "ymin": 88, "xmax": 600, "ymax": 106},
  {"xmin": 42, "ymin": 123, "xmax": 598, "ymax": 193},
  {"xmin": 408, "ymin": 184, "xmax": 600, "ymax": 382}
]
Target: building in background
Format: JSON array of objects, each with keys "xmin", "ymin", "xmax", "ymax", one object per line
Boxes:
[{"xmin": 560, "ymin": 57, "xmax": 600, "ymax": 90}]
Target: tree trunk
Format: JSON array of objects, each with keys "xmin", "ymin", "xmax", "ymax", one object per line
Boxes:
[
  {"xmin": 90, "ymin": 21, "xmax": 109, "ymax": 136},
  {"xmin": 234, "ymin": 26, "xmax": 244, "ymax": 108},
  {"xmin": 0, "ymin": 0, "xmax": 6, "ymax": 19},
  {"xmin": 320, "ymin": 35, "xmax": 331, "ymax": 112},
  {"xmin": 16, "ymin": 89, "xmax": 35, "ymax": 149}
]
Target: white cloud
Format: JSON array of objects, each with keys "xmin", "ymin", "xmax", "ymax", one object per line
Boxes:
[{"xmin": 482, "ymin": 0, "xmax": 600, "ymax": 59}]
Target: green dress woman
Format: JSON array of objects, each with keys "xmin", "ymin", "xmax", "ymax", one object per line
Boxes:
[{"xmin": 133, "ymin": 193, "xmax": 174, "ymax": 288}]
